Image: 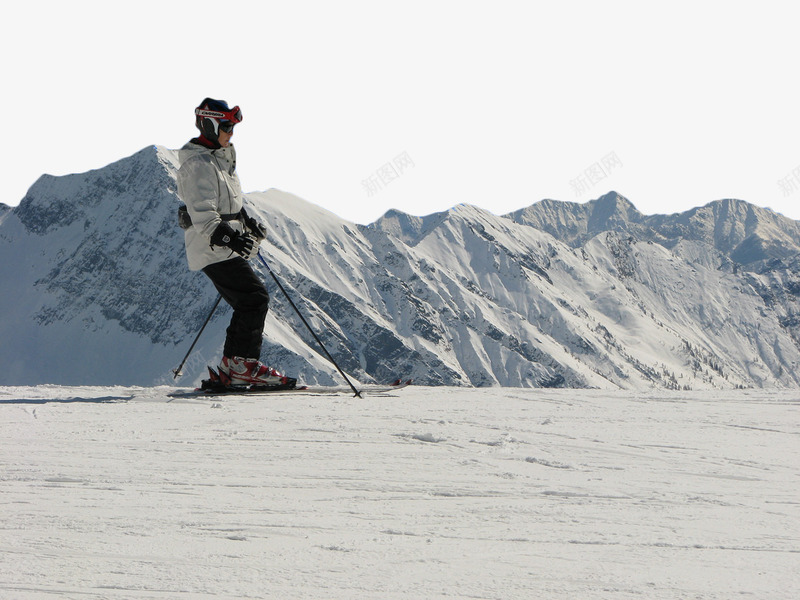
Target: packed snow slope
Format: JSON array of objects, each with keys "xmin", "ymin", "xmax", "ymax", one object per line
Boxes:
[
  {"xmin": 0, "ymin": 385, "xmax": 797, "ymax": 599},
  {"xmin": 2, "ymin": 146, "xmax": 800, "ymax": 388}
]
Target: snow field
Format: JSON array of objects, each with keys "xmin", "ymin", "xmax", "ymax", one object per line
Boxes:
[{"xmin": 1, "ymin": 386, "xmax": 798, "ymax": 599}]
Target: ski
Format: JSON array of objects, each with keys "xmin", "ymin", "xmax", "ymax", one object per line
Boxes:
[{"xmin": 167, "ymin": 379, "xmax": 412, "ymax": 399}]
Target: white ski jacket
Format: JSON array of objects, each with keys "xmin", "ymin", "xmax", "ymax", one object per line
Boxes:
[{"xmin": 177, "ymin": 140, "xmax": 245, "ymax": 271}]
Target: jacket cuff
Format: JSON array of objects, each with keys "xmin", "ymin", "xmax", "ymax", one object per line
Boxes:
[{"xmin": 209, "ymin": 221, "xmax": 237, "ymax": 247}]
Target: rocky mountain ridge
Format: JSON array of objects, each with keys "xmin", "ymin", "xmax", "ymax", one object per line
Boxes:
[{"xmin": 1, "ymin": 147, "xmax": 799, "ymax": 388}]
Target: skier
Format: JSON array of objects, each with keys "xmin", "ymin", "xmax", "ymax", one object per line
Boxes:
[{"xmin": 177, "ymin": 98, "xmax": 293, "ymax": 388}]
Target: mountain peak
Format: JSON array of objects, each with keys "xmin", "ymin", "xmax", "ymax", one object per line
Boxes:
[
  {"xmin": 369, "ymin": 207, "xmax": 451, "ymax": 246},
  {"xmin": 13, "ymin": 146, "xmax": 172, "ymax": 236},
  {"xmin": 587, "ymin": 191, "xmax": 644, "ymax": 230},
  {"xmin": 504, "ymin": 191, "xmax": 644, "ymax": 246},
  {"xmin": 370, "ymin": 208, "xmax": 424, "ymax": 239}
]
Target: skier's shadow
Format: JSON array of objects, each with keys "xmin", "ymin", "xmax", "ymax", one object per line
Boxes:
[{"xmin": 0, "ymin": 396, "xmax": 133, "ymax": 405}]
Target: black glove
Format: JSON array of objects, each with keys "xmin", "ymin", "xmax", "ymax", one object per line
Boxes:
[
  {"xmin": 210, "ymin": 222, "xmax": 259, "ymax": 260},
  {"xmin": 177, "ymin": 205, "xmax": 193, "ymax": 230},
  {"xmin": 240, "ymin": 207, "xmax": 267, "ymax": 241}
]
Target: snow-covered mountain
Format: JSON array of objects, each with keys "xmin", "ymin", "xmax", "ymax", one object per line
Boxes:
[
  {"xmin": 2, "ymin": 147, "xmax": 800, "ymax": 389},
  {"xmin": 507, "ymin": 192, "xmax": 800, "ymax": 265},
  {"xmin": 0, "ymin": 202, "xmax": 10, "ymax": 226}
]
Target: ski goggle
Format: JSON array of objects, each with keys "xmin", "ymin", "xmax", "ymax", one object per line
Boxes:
[{"xmin": 195, "ymin": 105, "xmax": 243, "ymax": 124}]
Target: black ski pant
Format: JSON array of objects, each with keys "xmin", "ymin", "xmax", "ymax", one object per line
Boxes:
[{"xmin": 202, "ymin": 257, "xmax": 270, "ymax": 360}]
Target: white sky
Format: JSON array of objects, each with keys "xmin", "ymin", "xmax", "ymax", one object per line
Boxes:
[{"xmin": 5, "ymin": 1, "xmax": 800, "ymax": 224}]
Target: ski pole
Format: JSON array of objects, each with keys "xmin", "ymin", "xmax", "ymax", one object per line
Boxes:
[
  {"xmin": 172, "ymin": 295, "xmax": 223, "ymax": 379},
  {"xmin": 256, "ymin": 250, "xmax": 362, "ymax": 397}
]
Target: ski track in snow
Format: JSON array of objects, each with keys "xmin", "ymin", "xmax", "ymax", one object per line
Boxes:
[{"xmin": 0, "ymin": 386, "xmax": 798, "ymax": 599}]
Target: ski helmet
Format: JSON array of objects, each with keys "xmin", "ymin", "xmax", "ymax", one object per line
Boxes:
[{"xmin": 194, "ymin": 98, "xmax": 243, "ymax": 143}]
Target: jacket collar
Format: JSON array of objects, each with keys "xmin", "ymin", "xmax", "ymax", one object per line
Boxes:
[{"xmin": 191, "ymin": 135, "xmax": 220, "ymax": 149}]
